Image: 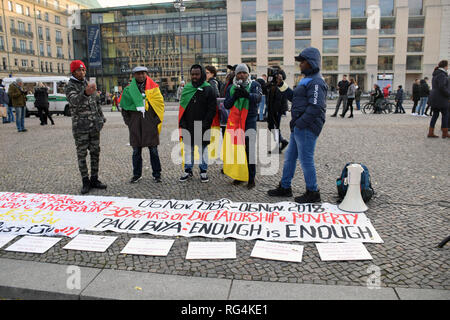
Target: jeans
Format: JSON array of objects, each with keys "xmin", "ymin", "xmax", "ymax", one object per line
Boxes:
[
  {"xmin": 184, "ymin": 144, "xmax": 208, "ymax": 173},
  {"xmin": 395, "ymin": 100, "xmax": 405, "ymax": 113},
  {"xmin": 417, "ymin": 97, "xmax": 428, "ymax": 115},
  {"xmin": 258, "ymin": 95, "xmax": 266, "ymax": 121},
  {"xmin": 14, "ymin": 106, "xmax": 25, "ymax": 131},
  {"xmin": 356, "ymin": 100, "xmax": 361, "ymax": 110},
  {"xmin": 333, "ymin": 95, "xmax": 348, "ymax": 114},
  {"xmin": 430, "ymin": 108, "xmax": 448, "ymax": 129},
  {"xmin": 132, "ymin": 146, "xmax": 161, "ymax": 178},
  {"xmin": 7, "ymin": 106, "xmax": 15, "ymax": 122},
  {"xmin": 281, "ymin": 127, "xmax": 319, "ymax": 192}
]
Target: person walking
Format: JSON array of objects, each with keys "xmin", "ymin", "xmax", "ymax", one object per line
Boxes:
[
  {"xmin": 176, "ymin": 81, "xmax": 185, "ymax": 101},
  {"xmin": 223, "ymin": 63, "xmax": 262, "ymax": 189},
  {"xmin": 394, "ymin": 85, "xmax": 405, "ymax": 114},
  {"xmin": 178, "ymin": 64, "xmax": 217, "ymax": 183},
  {"xmin": 0, "ymin": 79, "xmax": 9, "ymax": 124},
  {"xmin": 7, "ymin": 78, "xmax": 28, "ymax": 132},
  {"xmin": 330, "ymin": 75, "xmax": 349, "ymax": 117},
  {"xmin": 427, "ymin": 60, "xmax": 450, "ymax": 138},
  {"xmin": 411, "ymin": 79, "xmax": 420, "ymax": 114},
  {"xmin": 355, "ymin": 83, "xmax": 362, "ymax": 111},
  {"xmin": 120, "ymin": 66, "xmax": 165, "ymax": 183},
  {"xmin": 256, "ymin": 74, "xmax": 268, "ymax": 121},
  {"xmin": 267, "ymin": 47, "xmax": 327, "ymax": 203},
  {"xmin": 341, "ymin": 78, "xmax": 356, "ymax": 118},
  {"xmin": 65, "ymin": 60, "xmax": 107, "ymax": 194},
  {"xmin": 34, "ymin": 82, "xmax": 54, "ymax": 125},
  {"xmin": 416, "ymin": 77, "xmax": 430, "ymax": 116},
  {"xmin": 371, "ymin": 84, "xmax": 384, "ymax": 114}
]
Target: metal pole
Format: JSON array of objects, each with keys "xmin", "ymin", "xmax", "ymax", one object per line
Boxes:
[{"xmin": 179, "ymin": 5, "xmax": 183, "ymax": 81}]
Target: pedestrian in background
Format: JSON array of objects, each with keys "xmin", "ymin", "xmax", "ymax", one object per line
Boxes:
[
  {"xmin": 372, "ymin": 84, "xmax": 383, "ymax": 114},
  {"xmin": 34, "ymin": 82, "xmax": 54, "ymax": 125},
  {"xmin": 331, "ymin": 75, "xmax": 349, "ymax": 117},
  {"xmin": 256, "ymin": 74, "xmax": 267, "ymax": 121},
  {"xmin": 65, "ymin": 60, "xmax": 107, "ymax": 194},
  {"xmin": 427, "ymin": 60, "xmax": 449, "ymax": 138},
  {"xmin": 176, "ymin": 81, "xmax": 185, "ymax": 101},
  {"xmin": 355, "ymin": 83, "xmax": 362, "ymax": 111},
  {"xmin": 120, "ymin": 66, "xmax": 165, "ymax": 183},
  {"xmin": 7, "ymin": 78, "xmax": 27, "ymax": 132},
  {"xmin": 205, "ymin": 65, "xmax": 221, "ymax": 98},
  {"xmin": 341, "ymin": 78, "xmax": 356, "ymax": 118},
  {"xmin": 411, "ymin": 78, "xmax": 420, "ymax": 115},
  {"xmin": 394, "ymin": 85, "xmax": 405, "ymax": 114},
  {"xmin": 416, "ymin": 77, "xmax": 430, "ymax": 116},
  {"xmin": 0, "ymin": 79, "xmax": 9, "ymax": 124}
]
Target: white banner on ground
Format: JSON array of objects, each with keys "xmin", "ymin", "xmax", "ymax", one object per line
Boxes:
[{"xmin": 0, "ymin": 192, "xmax": 383, "ymax": 243}]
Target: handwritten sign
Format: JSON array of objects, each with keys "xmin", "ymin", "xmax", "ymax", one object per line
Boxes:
[
  {"xmin": 4, "ymin": 236, "xmax": 61, "ymax": 254},
  {"xmin": 186, "ymin": 242, "xmax": 236, "ymax": 260},
  {"xmin": 250, "ymin": 240, "xmax": 304, "ymax": 263},
  {"xmin": 315, "ymin": 243, "xmax": 373, "ymax": 261},
  {"xmin": 120, "ymin": 238, "xmax": 175, "ymax": 256},
  {"xmin": 63, "ymin": 234, "xmax": 117, "ymax": 252}
]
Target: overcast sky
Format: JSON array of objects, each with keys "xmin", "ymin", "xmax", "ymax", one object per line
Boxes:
[{"xmin": 96, "ymin": 0, "xmax": 189, "ymax": 8}]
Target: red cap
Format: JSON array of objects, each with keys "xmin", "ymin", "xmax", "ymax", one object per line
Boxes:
[{"xmin": 70, "ymin": 60, "xmax": 86, "ymax": 73}]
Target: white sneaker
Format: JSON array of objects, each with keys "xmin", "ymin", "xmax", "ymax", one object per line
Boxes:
[
  {"xmin": 411, "ymin": 113, "xmax": 417, "ymax": 116},
  {"xmin": 179, "ymin": 171, "xmax": 193, "ymax": 182},
  {"xmin": 200, "ymin": 172, "xmax": 209, "ymax": 183}
]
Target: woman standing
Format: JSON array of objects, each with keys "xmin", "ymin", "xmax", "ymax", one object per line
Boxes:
[
  {"xmin": 34, "ymin": 82, "xmax": 54, "ymax": 125},
  {"xmin": 427, "ymin": 60, "xmax": 450, "ymax": 138},
  {"xmin": 341, "ymin": 78, "xmax": 356, "ymax": 118}
]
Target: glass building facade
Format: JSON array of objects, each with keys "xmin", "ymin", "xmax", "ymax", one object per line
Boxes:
[{"xmin": 74, "ymin": 1, "xmax": 227, "ymax": 98}]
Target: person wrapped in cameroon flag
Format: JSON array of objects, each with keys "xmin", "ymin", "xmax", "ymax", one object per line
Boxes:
[
  {"xmin": 178, "ymin": 64, "xmax": 217, "ymax": 183},
  {"xmin": 223, "ymin": 63, "xmax": 262, "ymax": 190},
  {"xmin": 119, "ymin": 66, "xmax": 165, "ymax": 183}
]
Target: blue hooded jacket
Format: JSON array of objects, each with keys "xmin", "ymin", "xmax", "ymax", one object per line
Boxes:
[{"xmin": 283, "ymin": 47, "xmax": 328, "ymax": 136}]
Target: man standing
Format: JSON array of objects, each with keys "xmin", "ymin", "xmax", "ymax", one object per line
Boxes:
[
  {"xmin": 0, "ymin": 79, "xmax": 9, "ymax": 124},
  {"xmin": 34, "ymin": 82, "xmax": 54, "ymax": 125},
  {"xmin": 119, "ymin": 66, "xmax": 165, "ymax": 183},
  {"xmin": 65, "ymin": 60, "xmax": 107, "ymax": 194},
  {"xmin": 256, "ymin": 74, "xmax": 268, "ymax": 121},
  {"xmin": 394, "ymin": 85, "xmax": 405, "ymax": 114},
  {"xmin": 411, "ymin": 78, "xmax": 420, "ymax": 115},
  {"xmin": 268, "ymin": 47, "xmax": 327, "ymax": 203},
  {"xmin": 7, "ymin": 78, "xmax": 28, "ymax": 132},
  {"xmin": 223, "ymin": 63, "xmax": 262, "ymax": 189},
  {"xmin": 416, "ymin": 77, "xmax": 430, "ymax": 116},
  {"xmin": 178, "ymin": 64, "xmax": 217, "ymax": 183},
  {"xmin": 330, "ymin": 75, "xmax": 349, "ymax": 117}
]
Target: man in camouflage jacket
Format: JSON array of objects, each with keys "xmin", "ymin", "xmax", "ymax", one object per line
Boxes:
[{"xmin": 65, "ymin": 60, "xmax": 107, "ymax": 194}]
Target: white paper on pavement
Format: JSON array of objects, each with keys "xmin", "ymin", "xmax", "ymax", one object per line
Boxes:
[
  {"xmin": 63, "ymin": 234, "xmax": 117, "ymax": 252},
  {"xmin": 316, "ymin": 242, "xmax": 373, "ymax": 261},
  {"xmin": 5, "ymin": 236, "xmax": 61, "ymax": 254},
  {"xmin": 0, "ymin": 235, "xmax": 18, "ymax": 248},
  {"xmin": 120, "ymin": 238, "xmax": 175, "ymax": 256},
  {"xmin": 250, "ymin": 240, "xmax": 304, "ymax": 263},
  {"xmin": 186, "ymin": 242, "xmax": 236, "ymax": 260}
]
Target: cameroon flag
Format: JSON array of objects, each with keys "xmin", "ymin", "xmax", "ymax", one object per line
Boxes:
[
  {"xmin": 119, "ymin": 76, "xmax": 165, "ymax": 134},
  {"xmin": 221, "ymin": 84, "xmax": 250, "ymax": 182}
]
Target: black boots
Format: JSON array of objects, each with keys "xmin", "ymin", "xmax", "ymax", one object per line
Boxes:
[
  {"xmin": 268, "ymin": 183, "xmax": 293, "ymax": 197},
  {"xmin": 90, "ymin": 176, "xmax": 107, "ymax": 189},
  {"xmin": 81, "ymin": 177, "xmax": 91, "ymax": 194},
  {"xmin": 294, "ymin": 190, "xmax": 321, "ymax": 204}
]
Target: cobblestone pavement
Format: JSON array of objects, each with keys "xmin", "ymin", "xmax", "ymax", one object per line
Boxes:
[{"xmin": 0, "ymin": 105, "xmax": 449, "ymax": 291}]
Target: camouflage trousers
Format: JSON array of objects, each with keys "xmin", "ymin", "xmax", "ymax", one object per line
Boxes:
[{"xmin": 73, "ymin": 130, "xmax": 101, "ymax": 179}]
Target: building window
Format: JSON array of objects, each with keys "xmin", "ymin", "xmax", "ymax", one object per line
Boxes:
[
  {"xmin": 241, "ymin": 22, "xmax": 256, "ymax": 38},
  {"xmin": 47, "ymin": 44, "xmax": 51, "ymax": 57},
  {"xmin": 268, "ymin": 0, "xmax": 283, "ymax": 21},
  {"xmin": 0, "ymin": 36, "xmax": 4, "ymax": 51},
  {"xmin": 380, "ymin": 0, "xmax": 395, "ymax": 17},
  {"xmin": 25, "ymin": 7, "xmax": 30, "ymax": 16},
  {"xmin": 21, "ymin": 59, "xmax": 28, "ymax": 67},
  {"xmin": 409, "ymin": 0, "xmax": 423, "ymax": 16},
  {"xmin": 0, "ymin": 17, "xmax": 3, "ymax": 32},
  {"xmin": 407, "ymin": 37, "xmax": 423, "ymax": 52},
  {"xmin": 46, "ymin": 28, "xmax": 50, "ymax": 41},
  {"xmin": 36, "ymin": 10, "xmax": 41, "ymax": 19},
  {"xmin": 378, "ymin": 55, "xmax": 394, "ymax": 71},
  {"xmin": 241, "ymin": 41, "xmax": 256, "ymax": 55},
  {"xmin": 39, "ymin": 43, "xmax": 44, "ymax": 56},
  {"xmin": 19, "ymin": 40, "xmax": 26, "ymax": 53},
  {"xmin": 8, "ymin": 1, "xmax": 13, "ymax": 11},
  {"xmin": 322, "ymin": 56, "xmax": 338, "ymax": 71},
  {"xmin": 268, "ymin": 40, "xmax": 283, "ymax": 55},
  {"xmin": 406, "ymin": 55, "xmax": 422, "ymax": 70},
  {"xmin": 350, "ymin": 56, "xmax": 366, "ymax": 71},
  {"xmin": 295, "ymin": 39, "xmax": 311, "ymax": 54},
  {"xmin": 16, "ymin": 4, "xmax": 23, "ymax": 15},
  {"xmin": 323, "ymin": 0, "xmax": 338, "ymax": 18},
  {"xmin": 55, "ymin": 16, "xmax": 60, "ymax": 25},
  {"xmin": 323, "ymin": 39, "xmax": 339, "ymax": 54},
  {"xmin": 57, "ymin": 46, "xmax": 63, "ymax": 58},
  {"xmin": 241, "ymin": 0, "xmax": 256, "ymax": 22},
  {"xmin": 295, "ymin": 0, "xmax": 310, "ymax": 19},
  {"xmin": 380, "ymin": 17, "xmax": 395, "ymax": 35},
  {"xmin": 295, "ymin": 20, "xmax": 311, "ymax": 36},
  {"xmin": 45, "ymin": 13, "xmax": 49, "ymax": 22},
  {"xmin": 350, "ymin": 38, "xmax": 366, "ymax": 53},
  {"xmin": 323, "ymin": 19, "xmax": 339, "ymax": 36},
  {"xmin": 352, "ymin": 18, "xmax": 367, "ymax": 35},
  {"xmin": 379, "ymin": 38, "xmax": 395, "ymax": 53},
  {"xmin": 268, "ymin": 21, "xmax": 283, "ymax": 37},
  {"xmin": 268, "ymin": 57, "xmax": 283, "ymax": 67},
  {"xmin": 351, "ymin": 0, "xmax": 366, "ymax": 18},
  {"xmin": 408, "ymin": 17, "xmax": 424, "ymax": 34}
]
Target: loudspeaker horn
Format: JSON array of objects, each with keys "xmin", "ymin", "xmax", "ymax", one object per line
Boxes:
[{"xmin": 338, "ymin": 164, "xmax": 368, "ymax": 213}]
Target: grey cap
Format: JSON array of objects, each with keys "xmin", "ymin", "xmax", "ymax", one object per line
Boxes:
[
  {"xmin": 132, "ymin": 66, "xmax": 148, "ymax": 73},
  {"xmin": 16, "ymin": 78, "xmax": 23, "ymax": 83},
  {"xmin": 235, "ymin": 64, "xmax": 249, "ymax": 75}
]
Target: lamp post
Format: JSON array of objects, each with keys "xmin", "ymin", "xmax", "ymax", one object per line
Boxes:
[{"xmin": 174, "ymin": 0, "xmax": 185, "ymax": 81}]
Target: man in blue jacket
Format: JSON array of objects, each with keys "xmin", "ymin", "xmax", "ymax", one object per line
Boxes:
[{"xmin": 268, "ymin": 47, "xmax": 327, "ymax": 203}]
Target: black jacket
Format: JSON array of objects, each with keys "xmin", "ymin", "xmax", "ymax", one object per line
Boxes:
[
  {"xmin": 429, "ymin": 68, "xmax": 450, "ymax": 111},
  {"xmin": 419, "ymin": 80, "xmax": 430, "ymax": 97},
  {"xmin": 412, "ymin": 83, "xmax": 420, "ymax": 100},
  {"xmin": 34, "ymin": 87, "xmax": 49, "ymax": 108},
  {"xmin": 338, "ymin": 80, "xmax": 350, "ymax": 96}
]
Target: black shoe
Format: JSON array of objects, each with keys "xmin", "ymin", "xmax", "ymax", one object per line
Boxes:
[
  {"xmin": 348, "ymin": 115, "xmax": 353, "ymax": 118},
  {"xmin": 200, "ymin": 172, "xmax": 209, "ymax": 183},
  {"xmin": 279, "ymin": 140, "xmax": 289, "ymax": 152},
  {"xmin": 339, "ymin": 114, "xmax": 345, "ymax": 118},
  {"xmin": 233, "ymin": 180, "xmax": 243, "ymax": 185},
  {"xmin": 294, "ymin": 190, "xmax": 321, "ymax": 204},
  {"xmin": 153, "ymin": 176, "xmax": 162, "ymax": 183},
  {"xmin": 81, "ymin": 177, "xmax": 91, "ymax": 194},
  {"xmin": 179, "ymin": 171, "xmax": 193, "ymax": 182},
  {"xmin": 330, "ymin": 114, "xmax": 337, "ymax": 117},
  {"xmin": 247, "ymin": 180, "xmax": 256, "ymax": 190},
  {"xmin": 21, "ymin": 128, "xmax": 27, "ymax": 132},
  {"xmin": 90, "ymin": 176, "xmax": 107, "ymax": 189},
  {"xmin": 130, "ymin": 176, "xmax": 142, "ymax": 183},
  {"xmin": 268, "ymin": 183, "xmax": 293, "ymax": 197}
]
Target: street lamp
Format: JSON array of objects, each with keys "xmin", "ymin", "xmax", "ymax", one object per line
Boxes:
[{"xmin": 174, "ymin": 0, "xmax": 185, "ymax": 81}]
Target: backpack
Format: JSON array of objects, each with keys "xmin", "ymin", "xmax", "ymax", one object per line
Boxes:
[{"xmin": 336, "ymin": 162, "xmax": 374, "ymax": 203}]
